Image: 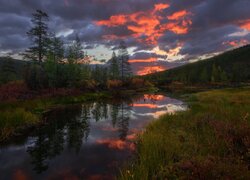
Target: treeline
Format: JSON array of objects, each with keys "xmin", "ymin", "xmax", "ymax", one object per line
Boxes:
[
  {"xmin": 0, "ymin": 10, "xmax": 150, "ymax": 92},
  {"xmin": 146, "ymin": 45, "xmax": 250, "ymax": 86}
]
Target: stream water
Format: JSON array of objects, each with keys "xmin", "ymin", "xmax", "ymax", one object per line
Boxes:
[{"xmin": 0, "ymin": 94, "xmax": 186, "ymax": 180}]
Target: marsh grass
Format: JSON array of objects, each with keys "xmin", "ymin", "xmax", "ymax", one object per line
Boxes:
[
  {"xmin": 0, "ymin": 108, "xmax": 39, "ymax": 141},
  {"xmin": 120, "ymin": 87, "xmax": 250, "ymax": 179},
  {"xmin": 0, "ymin": 92, "xmax": 111, "ymax": 141}
]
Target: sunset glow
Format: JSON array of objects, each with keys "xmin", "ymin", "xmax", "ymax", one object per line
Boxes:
[
  {"xmin": 167, "ymin": 10, "xmax": 189, "ymax": 20},
  {"xmin": 96, "ymin": 139, "xmax": 135, "ymax": 151},
  {"xmin": 95, "ymin": 3, "xmax": 192, "ymax": 45},
  {"xmin": 239, "ymin": 20, "xmax": 250, "ymax": 31},
  {"xmin": 1, "ymin": 1, "xmax": 250, "ymax": 179},
  {"xmin": 128, "ymin": 57, "xmax": 157, "ymax": 63},
  {"xmin": 1, "ymin": 0, "xmax": 250, "ymax": 76},
  {"xmin": 223, "ymin": 39, "xmax": 249, "ymax": 47},
  {"xmin": 137, "ymin": 66, "xmax": 166, "ymax": 75}
]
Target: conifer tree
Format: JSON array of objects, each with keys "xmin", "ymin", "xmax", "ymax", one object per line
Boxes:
[
  {"xmin": 47, "ymin": 34, "xmax": 64, "ymax": 63},
  {"xmin": 117, "ymin": 41, "xmax": 132, "ymax": 81},
  {"xmin": 109, "ymin": 51, "xmax": 119, "ymax": 79},
  {"xmin": 67, "ymin": 35, "xmax": 84, "ymax": 63},
  {"xmin": 24, "ymin": 10, "xmax": 49, "ymax": 63}
]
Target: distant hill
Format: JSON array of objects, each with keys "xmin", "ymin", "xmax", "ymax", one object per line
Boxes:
[
  {"xmin": 0, "ymin": 57, "xmax": 29, "ymax": 84},
  {"xmin": 145, "ymin": 45, "xmax": 250, "ymax": 86}
]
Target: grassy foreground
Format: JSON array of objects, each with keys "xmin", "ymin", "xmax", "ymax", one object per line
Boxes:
[
  {"xmin": 0, "ymin": 92, "xmax": 111, "ymax": 142},
  {"xmin": 120, "ymin": 87, "xmax": 250, "ymax": 179}
]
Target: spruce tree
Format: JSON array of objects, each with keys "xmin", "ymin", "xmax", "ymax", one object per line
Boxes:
[
  {"xmin": 67, "ymin": 35, "xmax": 84, "ymax": 63},
  {"xmin": 24, "ymin": 10, "xmax": 49, "ymax": 63},
  {"xmin": 47, "ymin": 34, "xmax": 64, "ymax": 63},
  {"xmin": 117, "ymin": 41, "xmax": 132, "ymax": 81},
  {"xmin": 109, "ymin": 51, "xmax": 119, "ymax": 79}
]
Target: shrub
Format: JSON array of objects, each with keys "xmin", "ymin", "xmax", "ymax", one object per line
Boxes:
[
  {"xmin": 129, "ymin": 78, "xmax": 154, "ymax": 89},
  {"xmin": 0, "ymin": 81, "xmax": 28, "ymax": 101},
  {"xmin": 107, "ymin": 80, "xmax": 123, "ymax": 90}
]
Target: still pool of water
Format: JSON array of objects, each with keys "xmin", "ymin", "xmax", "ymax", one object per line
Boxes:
[{"xmin": 0, "ymin": 94, "xmax": 186, "ymax": 179}]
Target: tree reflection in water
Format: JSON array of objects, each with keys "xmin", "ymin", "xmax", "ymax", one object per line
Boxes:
[
  {"xmin": 27, "ymin": 100, "xmax": 132, "ymax": 174},
  {"xmin": 118, "ymin": 103, "xmax": 131, "ymax": 140}
]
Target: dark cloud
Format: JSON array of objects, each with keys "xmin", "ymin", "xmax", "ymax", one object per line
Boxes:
[
  {"xmin": 130, "ymin": 52, "xmax": 167, "ymax": 60},
  {"xmin": 0, "ymin": 0, "xmax": 250, "ymax": 73}
]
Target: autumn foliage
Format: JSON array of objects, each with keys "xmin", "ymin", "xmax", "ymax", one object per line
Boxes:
[
  {"xmin": 107, "ymin": 80, "xmax": 123, "ymax": 90},
  {"xmin": 0, "ymin": 80, "xmax": 82, "ymax": 102}
]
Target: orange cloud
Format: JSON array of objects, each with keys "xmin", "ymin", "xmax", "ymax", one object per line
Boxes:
[
  {"xmin": 154, "ymin": 3, "xmax": 170, "ymax": 12},
  {"xmin": 137, "ymin": 66, "xmax": 166, "ymax": 75},
  {"xmin": 128, "ymin": 57, "xmax": 157, "ymax": 63},
  {"xmin": 96, "ymin": 15, "xmax": 127, "ymax": 27},
  {"xmin": 167, "ymin": 10, "xmax": 189, "ymax": 20},
  {"xmin": 223, "ymin": 39, "xmax": 248, "ymax": 47},
  {"xmin": 95, "ymin": 4, "xmax": 192, "ymax": 45},
  {"xmin": 239, "ymin": 20, "xmax": 250, "ymax": 31},
  {"xmin": 161, "ymin": 19, "xmax": 192, "ymax": 34}
]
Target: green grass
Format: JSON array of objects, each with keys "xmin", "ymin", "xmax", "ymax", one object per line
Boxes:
[
  {"xmin": 120, "ymin": 87, "xmax": 250, "ymax": 179},
  {"xmin": 0, "ymin": 108, "xmax": 39, "ymax": 141},
  {"xmin": 0, "ymin": 92, "xmax": 111, "ymax": 141}
]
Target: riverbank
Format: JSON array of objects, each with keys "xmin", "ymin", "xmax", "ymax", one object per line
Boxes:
[
  {"xmin": 120, "ymin": 87, "xmax": 250, "ymax": 179},
  {"xmin": 0, "ymin": 92, "xmax": 113, "ymax": 142},
  {"xmin": 0, "ymin": 79, "xmax": 156, "ymax": 142}
]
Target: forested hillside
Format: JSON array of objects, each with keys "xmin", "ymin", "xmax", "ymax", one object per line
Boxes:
[
  {"xmin": 0, "ymin": 57, "xmax": 28, "ymax": 84},
  {"xmin": 146, "ymin": 45, "xmax": 250, "ymax": 86}
]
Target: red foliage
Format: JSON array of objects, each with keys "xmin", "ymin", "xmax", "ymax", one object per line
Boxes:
[
  {"xmin": 0, "ymin": 81, "xmax": 82, "ymax": 102},
  {"xmin": 0, "ymin": 81, "xmax": 29, "ymax": 101},
  {"xmin": 107, "ymin": 80, "xmax": 123, "ymax": 90}
]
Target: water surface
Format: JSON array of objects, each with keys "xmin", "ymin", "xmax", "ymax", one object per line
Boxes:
[{"xmin": 0, "ymin": 94, "xmax": 186, "ymax": 179}]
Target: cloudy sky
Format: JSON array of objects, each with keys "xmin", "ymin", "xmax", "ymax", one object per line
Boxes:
[{"xmin": 0, "ymin": 0, "xmax": 250, "ymax": 75}]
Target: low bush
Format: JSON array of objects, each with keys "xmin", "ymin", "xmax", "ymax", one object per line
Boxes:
[{"xmin": 107, "ymin": 79, "xmax": 123, "ymax": 90}]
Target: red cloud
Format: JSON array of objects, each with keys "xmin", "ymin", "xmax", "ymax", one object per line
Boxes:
[
  {"xmin": 128, "ymin": 57, "xmax": 157, "ymax": 63},
  {"xmin": 154, "ymin": 3, "xmax": 170, "ymax": 12},
  {"xmin": 95, "ymin": 3, "xmax": 192, "ymax": 45},
  {"xmin": 239, "ymin": 19, "xmax": 250, "ymax": 31},
  {"xmin": 137, "ymin": 66, "xmax": 166, "ymax": 75},
  {"xmin": 160, "ymin": 19, "xmax": 192, "ymax": 34},
  {"xmin": 167, "ymin": 10, "xmax": 189, "ymax": 20},
  {"xmin": 96, "ymin": 15, "xmax": 127, "ymax": 27},
  {"xmin": 223, "ymin": 39, "xmax": 249, "ymax": 47}
]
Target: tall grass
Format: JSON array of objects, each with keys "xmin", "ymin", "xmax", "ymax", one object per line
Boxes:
[
  {"xmin": 0, "ymin": 108, "xmax": 39, "ymax": 141},
  {"xmin": 120, "ymin": 87, "xmax": 250, "ymax": 179},
  {"xmin": 0, "ymin": 92, "xmax": 111, "ymax": 141}
]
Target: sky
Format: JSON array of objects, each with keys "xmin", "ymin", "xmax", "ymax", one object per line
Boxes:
[{"xmin": 0, "ymin": 0, "xmax": 250, "ymax": 75}]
